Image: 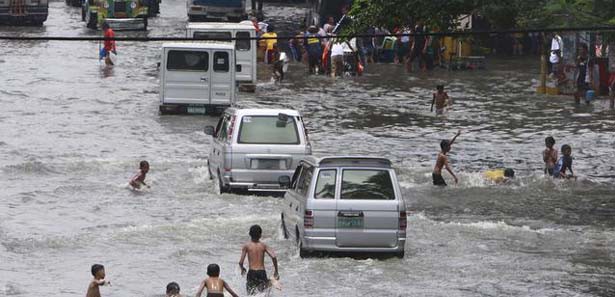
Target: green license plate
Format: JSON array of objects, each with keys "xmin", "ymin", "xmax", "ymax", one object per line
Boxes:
[{"xmin": 338, "ymin": 217, "xmax": 364, "ymax": 229}]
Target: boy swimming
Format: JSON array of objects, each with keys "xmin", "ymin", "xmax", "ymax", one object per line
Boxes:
[
  {"xmin": 553, "ymin": 144, "xmax": 575, "ymax": 179},
  {"xmin": 543, "ymin": 136, "xmax": 558, "ymax": 176},
  {"xmin": 484, "ymin": 168, "xmax": 515, "ymax": 183},
  {"xmin": 129, "ymin": 160, "xmax": 150, "ymax": 189},
  {"xmin": 195, "ymin": 264, "xmax": 239, "ymax": 297},
  {"xmin": 166, "ymin": 282, "xmax": 181, "ymax": 297},
  {"xmin": 86, "ymin": 264, "xmax": 110, "ymax": 297},
  {"xmin": 433, "ymin": 130, "xmax": 461, "ymax": 186},
  {"xmin": 239, "ymin": 225, "xmax": 280, "ymax": 295}
]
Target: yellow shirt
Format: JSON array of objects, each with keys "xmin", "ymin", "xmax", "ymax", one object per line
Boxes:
[
  {"xmin": 261, "ymin": 32, "xmax": 278, "ymax": 50},
  {"xmin": 484, "ymin": 169, "xmax": 505, "ymax": 183}
]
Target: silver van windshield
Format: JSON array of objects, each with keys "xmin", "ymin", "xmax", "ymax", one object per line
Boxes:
[
  {"xmin": 237, "ymin": 116, "xmax": 300, "ymax": 145},
  {"xmin": 341, "ymin": 170, "xmax": 395, "ymax": 200}
]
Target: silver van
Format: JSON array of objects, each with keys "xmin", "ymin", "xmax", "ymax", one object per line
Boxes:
[
  {"xmin": 204, "ymin": 108, "xmax": 312, "ymax": 193},
  {"xmin": 280, "ymin": 156, "xmax": 407, "ymax": 258}
]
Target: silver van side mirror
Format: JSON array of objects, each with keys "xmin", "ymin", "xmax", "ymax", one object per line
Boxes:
[
  {"xmin": 204, "ymin": 126, "xmax": 215, "ymax": 135},
  {"xmin": 279, "ymin": 176, "xmax": 291, "ymax": 188}
]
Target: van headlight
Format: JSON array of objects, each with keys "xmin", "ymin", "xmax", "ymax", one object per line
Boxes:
[{"xmin": 130, "ymin": 1, "xmax": 136, "ymax": 8}]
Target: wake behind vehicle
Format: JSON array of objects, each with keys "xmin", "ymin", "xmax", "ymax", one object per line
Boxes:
[
  {"xmin": 159, "ymin": 42, "xmax": 236, "ymax": 114},
  {"xmin": 204, "ymin": 108, "xmax": 312, "ymax": 193},
  {"xmin": 187, "ymin": 0, "xmax": 246, "ymax": 22},
  {"xmin": 281, "ymin": 156, "xmax": 407, "ymax": 258},
  {"xmin": 82, "ymin": 0, "xmax": 149, "ymax": 30},
  {"xmin": 0, "ymin": 0, "xmax": 48, "ymax": 26}
]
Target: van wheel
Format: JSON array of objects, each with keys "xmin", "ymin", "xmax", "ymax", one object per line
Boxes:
[
  {"xmin": 218, "ymin": 172, "xmax": 230, "ymax": 194},
  {"xmin": 280, "ymin": 214, "xmax": 289, "ymax": 239},
  {"xmin": 81, "ymin": 6, "xmax": 86, "ymax": 21},
  {"xmin": 142, "ymin": 17, "xmax": 148, "ymax": 31},
  {"xmin": 395, "ymin": 251, "xmax": 405, "ymax": 259},
  {"xmin": 296, "ymin": 228, "xmax": 308, "ymax": 258}
]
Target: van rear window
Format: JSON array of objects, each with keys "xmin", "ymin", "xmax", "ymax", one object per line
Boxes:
[
  {"xmin": 167, "ymin": 50, "xmax": 209, "ymax": 71},
  {"xmin": 341, "ymin": 170, "xmax": 395, "ymax": 200},
  {"xmin": 238, "ymin": 116, "xmax": 300, "ymax": 144},
  {"xmin": 193, "ymin": 32, "xmax": 232, "ymax": 42}
]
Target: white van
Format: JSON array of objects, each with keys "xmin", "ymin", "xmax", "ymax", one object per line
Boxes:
[
  {"xmin": 159, "ymin": 42, "xmax": 236, "ymax": 114},
  {"xmin": 281, "ymin": 156, "xmax": 407, "ymax": 258},
  {"xmin": 187, "ymin": 21, "xmax": 257, "ymax": 87}
]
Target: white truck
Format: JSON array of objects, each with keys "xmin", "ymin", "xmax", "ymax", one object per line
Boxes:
[
  {"xmin": 159, "ymin": 43, "xmax": 236, "ymax": 115},
  {"xmin": 187, "ymin": 0, "xmax": 246, "ymax": 22},
  {"xmin": 187, "ymin": 21, "xmax": 257, "ymax": 88}
]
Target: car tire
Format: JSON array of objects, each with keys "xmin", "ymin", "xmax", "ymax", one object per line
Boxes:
[
  {"xmin": 218, "ymin": 171, "xmax": 230, "ymax": 194},
  {"xmin": 296, "ymin": 228, "xmax": 308, "ymax": 258},
  {"xmin": 280, "ymin": 214, "xmax": 289, "ymax": 239},
  {"xmin": 142, "ymin": 16, "xmax": 148, "ymax": 31},
  {"xmin": 207, "ymin": 162, "xmax": 214, "ymax": 180},
  {"xmin": 395, "ymin": 251, "xmax": 405, "ymax": 259},
  {"xmin": 81, "ymin": 6, "xmax": 86, "ymax": 21}
]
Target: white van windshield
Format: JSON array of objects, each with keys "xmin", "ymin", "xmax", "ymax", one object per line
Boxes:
[
  {"xmin": 238, "ymin": 116, "xmax": 300, "ymax": 144},
  {"xmin": 341, "ymin": 170, "xmax": 395, "ymax": 200}
]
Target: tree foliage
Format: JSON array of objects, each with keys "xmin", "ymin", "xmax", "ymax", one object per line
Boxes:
[{"xmin": 346, "ymin": 0, "xmax": 615, "ymax": 33}]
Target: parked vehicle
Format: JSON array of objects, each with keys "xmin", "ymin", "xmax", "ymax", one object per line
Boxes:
[
  {"xmin": 65, "ymin": 0, "xmax": 81, "ymax": 8},
  {"xmin": 280, "ymin": 156, "xmax": 407, "ymax": 258},
  {"xmin": 0, "ymin": 0, "xmax": 48, "ymax": 26},
  {"xmin": 187, "ymin": 0, "xmax": 246, "ymax": 22},
  {"xmin": 159, "ymin": 42, "xmax": 236, "ymax": 115},
  {"xmin": 187, "ymin": 21, "xmax": 257, "ymax": 87},
  {"xmin": 82, "ymin": 0, "xmax": 149, "ymax": 30},
  {"xmin": 204, "ymin": 108, "xmax": 312, "ymax": 193}
]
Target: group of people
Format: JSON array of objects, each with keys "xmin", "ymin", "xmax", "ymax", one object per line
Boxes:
[
  {"xmin": 86, "ymin": 225, "xmax": 280, "ymax": 297},
  {"xmin": 431, "ymin": 131, "xmax": 576, "ymax": 186}
]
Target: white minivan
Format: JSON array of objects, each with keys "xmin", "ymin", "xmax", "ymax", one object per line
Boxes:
[
  {"xmin": 204, "ymin": 108, "xmax": 312, "ymax": 193},
  {"xmin": 159, "ymin": 42, "xmax": 236, "ymax": 114},
  {"xmin": 281, "ymin": 156, "xmax": 407, "ymax": 258},
  {"xmin": 187, "ymin": 21, "xmax": 257, "ymax": 88}
]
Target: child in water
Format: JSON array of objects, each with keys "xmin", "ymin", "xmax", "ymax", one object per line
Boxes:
[
  {"xmin": 86, "ymin": 264, "xmax": 110, "ymax": 297},
  {"xmin": 239, "ymin": 225, "xmax": 280, "ymax": 295},
  {"xmin": 553, "ymin": 144, "xmax": 575, "ymax": 179},
  {"xmin": 431, "ymin": 85, "xmax": 451, "ymax": 115},
  {"xmin": 543, "ymin": 136, "xmax": 558, "ymax": 176},
  {"xmin": 484, "ymin": 168, "xmax": 515, "ymax": 183},
  {"xmin": 166, "ymin": 282, "xmax": 181, "ymax": 297},
  {"xmin": 129, "ymin": 160, "xmax": 150, "ymax": 190},
  {"xmin": 195, "ymin": 264, "xmax": 239, "ymax": 297},
  {"xmin": 433, "ymin": 130, "xmax": 461, "ymax": 186}
]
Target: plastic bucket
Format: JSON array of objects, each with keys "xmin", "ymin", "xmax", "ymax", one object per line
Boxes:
[{"xmin": 585, "ymin": 90, "xmax": 595, "ymax": 102}]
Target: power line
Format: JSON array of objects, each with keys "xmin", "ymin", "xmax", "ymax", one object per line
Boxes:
[{"xmin": 1, "ymin": 26, "xmax": 614, "ymax": 42}]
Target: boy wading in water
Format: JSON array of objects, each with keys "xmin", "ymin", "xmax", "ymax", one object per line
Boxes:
[
  {"xmin": 239, "ymin": 225, "xmax": 280, "ymax": 295},
  {"xmin": 129, "ymin": 160, "xmax": 150, "ymax": 190},
  {"xmin": 195, "ymin": 264, "xmax": 239, "ymax": 297},
  {"xmin": 543, "ymin": 136, "xmax": 558, "ymax": 176},
  {"xmin": 86, "ymin": 264, "xmax": 110, "ymax": 297},
  {"xmin": 433, "ymin": 130, "xmax": 461, "ymax": 186},
  {"xmin": 431, "ymin": 85, "xmax": 451, "ymax": 115},
  {"xmin": 553, "ymin": 144, "xmax": 576, "ymax": 180}
]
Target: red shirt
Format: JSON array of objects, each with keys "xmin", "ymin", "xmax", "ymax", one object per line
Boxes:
[{"xmin": 104, "ymin": 28, "xmax": 116, "ymax": 52}]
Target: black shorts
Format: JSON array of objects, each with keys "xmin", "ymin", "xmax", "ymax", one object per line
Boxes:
[
  {"xmin": 246, "ymin": 270, "xmax": 268, "ymax": 295},
  {"xmin": 432, "ymin": 173, "xmax": 447, "ymax": 186},
  {"xmin": 577, "ymin": 82, "xmax": 589, "ymax": 92}
]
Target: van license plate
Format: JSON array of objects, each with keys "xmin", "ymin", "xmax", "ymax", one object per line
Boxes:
[
  {"xmin": 187, "ymin": 106, "xmax": 206, "ymax": 114},
  {"xmin": 252, "ymin": 159, "xmax": 285, "ymax": 170},
  {"xmin": 338, "ymin": 217, "xmax": 364, "ymax": 229}
]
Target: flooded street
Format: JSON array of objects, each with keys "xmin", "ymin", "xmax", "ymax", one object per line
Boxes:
[{"xmin": 1, "ymin": 1, "xmax": 615, "ymax": 296}]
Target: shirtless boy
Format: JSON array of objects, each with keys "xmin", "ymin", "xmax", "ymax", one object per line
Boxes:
[
  {"xmin": 129, "ymin": 160, "xmax": 150, "ymax": 189},
  {"xmin": 431, "ymin": 85, "xmax": 451, "ymax": 115},
  {"xmin": 543, "ymin": 136, "xmax": 558, "ymax": 176},
  {"xmin": 86, "ymin": 264, "xmax": 110, "ymax": 297},
  {"xmin": 239, "ymin": 225, "xmax": 279, "ymax": 295},
  {"xmin": 195, "ymin": 264, "xmax": 239, "ymax": 297},
  {"xmin": 433, "ymin": 130, "xmax": 461, "ymax": 186},
  {"xmin": 166, "ymin": 282, "xmax": 182, "ymax": 297}
]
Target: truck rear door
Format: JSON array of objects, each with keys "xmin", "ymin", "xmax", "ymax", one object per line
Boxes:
[
  {"xmin": 163, "ymin": 48, "xmax": 211, "ymax": 105},
  {"xmin": 210, "ymin": 49, "xmax": 234, "ymax": 106}
]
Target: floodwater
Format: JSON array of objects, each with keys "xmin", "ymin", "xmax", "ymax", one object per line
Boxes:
[{"xmin": 1, "ymin": 1, "xmax": 615, "ymax": 297}]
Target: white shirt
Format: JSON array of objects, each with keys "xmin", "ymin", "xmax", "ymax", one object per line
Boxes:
[
  {"xmin": 550, "ymin": 35, "xmax": 563, "ymax": 64},
  {"xmin": 331, "ymin": 43, "xmax": 344, "ymax": 57}
]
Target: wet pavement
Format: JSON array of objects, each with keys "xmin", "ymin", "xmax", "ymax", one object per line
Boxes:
[{"xmin": 1, "ymin": 1, "xmax": 615, "ymax": 296}]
